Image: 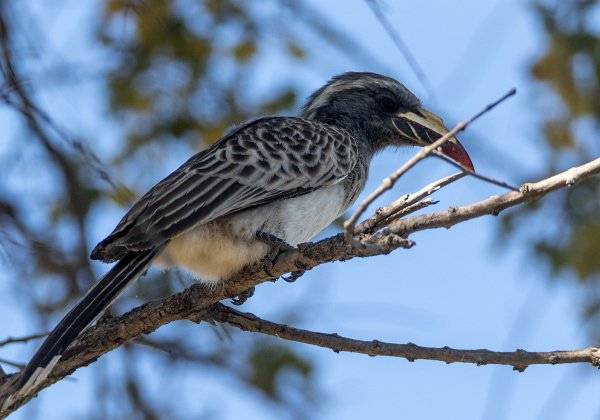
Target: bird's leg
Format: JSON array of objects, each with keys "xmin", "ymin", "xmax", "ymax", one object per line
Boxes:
[
  {"xmin": 255, "ymin": 230, "xmax": 296, "ymax": 277},
  {"xmin": 230, "ymin": 231, "xmax": 294, "ymax": 305},
  {"xmin": 255, "ymin": 231, "xmax": 295, "ymax": 251},
  {"xmin": 255, "ymin": 231, "xmax": 306, "ymax": 282},
  {"xmin": 231, "ymin": 286, "xmax": 255, "ymax": 306}
]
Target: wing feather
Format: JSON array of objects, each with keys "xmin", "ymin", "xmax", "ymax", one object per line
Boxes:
[{"xmin": 92, "ymin": 117, "xmax": 357, "ymax": 261}]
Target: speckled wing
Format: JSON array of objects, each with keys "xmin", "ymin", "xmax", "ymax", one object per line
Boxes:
[{"xmin": 91, "ymin": 117, "xmax": 358, "ymax": 262}]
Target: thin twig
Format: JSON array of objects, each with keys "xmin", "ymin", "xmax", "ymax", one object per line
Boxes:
[
  {"xmin": 356, "ymin": 172, "xmax": 466, "ymax": 235},
  {"xmin": 0, "ymin": 359, "xmax": 24, "ymax": 370},
  {"xmin": 0, "ymin": 333, "xmax": 47, "ymax": 348},
  {"xmin": 365, "ymin": 0, "xmax": 434, "ymax": 97},
  {"xmin": 432, "ymin": 150, "xmax": 518, "ymax": 191},
  {"xmin": 380, "ymin": 198, "xmax": 437, "ymax": 223},
  {"xmin": 344, "ymin": 88, "xmax": 517, "ymax": 244},
  {"xmin": 208, "ymin": 303, "xmax": 600, "ymax": 370},
  {"xmin": 363, "ymin": 199, "xmax": 437, "ymax": 236}
]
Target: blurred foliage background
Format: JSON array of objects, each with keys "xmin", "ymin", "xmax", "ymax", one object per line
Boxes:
[
  {"xmin": 501, "ymin": 0, "xmax": 600, "ymax": 336},
  {"xmin": 0, "ymin": 0, "xmax": 353, "ymax": 416},
  {"xmin": 0, "ymin": 0, "xmax": 599, "ymax": 418}
]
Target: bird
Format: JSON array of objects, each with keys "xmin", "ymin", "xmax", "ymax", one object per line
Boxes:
[{"xmin": 12, "ymin": 71, "xmax": 473, "ymax": 400}]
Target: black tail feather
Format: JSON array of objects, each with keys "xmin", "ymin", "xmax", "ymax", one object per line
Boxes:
[{"xmin": 17, "ymin": 245, "xmax": 165, "ymax": 392}]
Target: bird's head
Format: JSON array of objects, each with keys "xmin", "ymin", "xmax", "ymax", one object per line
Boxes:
[{"xmin": 301, "ymin": 72, "xmax": 474, "ymax": 170}]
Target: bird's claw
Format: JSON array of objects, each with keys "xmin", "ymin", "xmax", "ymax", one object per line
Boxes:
[
  {"xmin": 231, "ymin": 286, "xmax": 255, "ymax": 305},
  {"xmin": 255, "ymin": 231, "xmax": 294, "ymax": 252},
  {"xmin": 256, "ymin": 230, "xmax": 295, "ymax": 279},
  {"xmin": 282, "ymin": 270, "xmax": 305, "ymax": 282},
  {"xmin": 262, "ymin": 253, "xmax": 278, "ymax": 279}
]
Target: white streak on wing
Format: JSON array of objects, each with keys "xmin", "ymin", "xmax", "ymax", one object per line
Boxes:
[{"xmin": 2, "ymin": 355, "xmax": 61, "ymax": 411}]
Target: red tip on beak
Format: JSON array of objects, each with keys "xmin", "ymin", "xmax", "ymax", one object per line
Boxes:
[
  {"xmin": 389, "ymin": 108, "xmax": 475, "ymax": 171},
  {"xmin": 439, "ymin": 140, "xmax": 475, "ymax": 171}
]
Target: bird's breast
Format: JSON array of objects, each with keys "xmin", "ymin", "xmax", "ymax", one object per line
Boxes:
[
  {"xmin": 266, "ymin": 183, "xmax": 347, "ymax": 245},
  {"xmin": 155, "ymin": 184, "xmax": 348, "ymax": 283}
]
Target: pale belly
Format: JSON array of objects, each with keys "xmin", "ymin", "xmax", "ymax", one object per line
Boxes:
[{"xmin": 155, "ymin": 184, "xmax": 347, "ymax": 283}]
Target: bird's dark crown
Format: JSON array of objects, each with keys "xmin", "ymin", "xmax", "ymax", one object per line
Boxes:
[{"xmin": 300, "ymin": 72, "xmax": 422, "ymax": 152}]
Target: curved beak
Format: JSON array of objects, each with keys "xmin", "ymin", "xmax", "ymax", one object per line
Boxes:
[{"xmin": 389, "ymin": 108, "xmax": 475, "ymax": 171}]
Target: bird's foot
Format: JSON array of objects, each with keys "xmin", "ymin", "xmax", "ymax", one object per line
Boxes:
[
  {"xmin": 255, "ymin": 231, "xmax": 295, "ymax": 252},
  {"xmin": 231, "ymin": 286, "xmax": 255, "ymax": 306},
  {"xmin": 282, "ymin": 270, "xmax": 305, "ymax": 282},
  {"xmin": 255, "ymin": 231, "xmax": 295, "ymax": 278}
]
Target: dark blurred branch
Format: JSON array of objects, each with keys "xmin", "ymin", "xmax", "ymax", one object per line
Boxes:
[
  {"xmin": 208, "ymin": 303, "xmax": 600, "ymax": 370},
  {"xmin": 0, "ymin": 3, "xmax": 96, "ymax": 292},
  {"xmin": 1, "ymin": 156, "xmax": 600, "ymax": 415},
  {"xmin": 0, "ymin": 359, "xmax": 24, "ymax": 371},
  {"xmin": 364, "ymin": 0, "xmax": 434, "ymax": 97},
  {"xmin": 131, "ymin": 336, "xmax": 228, "ymax": 367},
  {"xmin": 0, "ymin": 334, "xmax": 46, "ymax": 349},
  {"xmin": 284, "ymin": 0, "xmax": 390, "ymax": 73}
]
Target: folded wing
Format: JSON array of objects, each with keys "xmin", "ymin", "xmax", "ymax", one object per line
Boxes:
[{"xmin": 92, "ymin": 117, "xmax": 358, "ymax": 262}]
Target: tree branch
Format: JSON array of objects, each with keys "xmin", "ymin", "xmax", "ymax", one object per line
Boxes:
[
  {"xmin": 1, "ymin": 157, "xmax": 599, "ymax": 416},
  {"xmin": 207, "ymin": 303, "xmax": 600, "ymax": 371},
  {"xmin": 388, "ymin": 157, "xmax": 600, "ymax": 237},
  {"xmin": 355, "ymin": 171, "xmax": 466, "ymax": 234}
]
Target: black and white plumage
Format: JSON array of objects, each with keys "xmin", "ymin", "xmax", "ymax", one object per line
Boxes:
[
  {"xmin": 92, "ymin": 117, "xmax": 360, "ymax": 281},
  {"xmin": 11, "ymin": 72, "xmax": 473, "ymax": 401}
]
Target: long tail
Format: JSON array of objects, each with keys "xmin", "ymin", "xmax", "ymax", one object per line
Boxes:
[{"xmin": 14, "ymin": 245, "xmax": 166, "ymax": 397}]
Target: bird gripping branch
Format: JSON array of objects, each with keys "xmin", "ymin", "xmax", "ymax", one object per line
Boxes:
[{"xmin": 8, "ymin": 72, "xmax": 474, "ymax": 406}]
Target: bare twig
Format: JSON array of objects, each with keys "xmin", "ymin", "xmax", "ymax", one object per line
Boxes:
[
  {"xmin": 356, "ymin": 172, "xmax": 466, "ymax": 235},
  {"xmin": 381, "ymin": 198, "xmax": 437, "ymax": 221},
  {"xmin": 208, "ymin": 303, "xmax": 600, "ymax": 370},
  {"xmin": 0, "ymin": 333, "xmax": 47, "ymax": 348},
  {"xmin": 344, "ymin": 88, "xmax": 517, "ymax": 244},
  {"xmin": 432, "ymin": 150, "xmax": 518, "ymax": 190}
]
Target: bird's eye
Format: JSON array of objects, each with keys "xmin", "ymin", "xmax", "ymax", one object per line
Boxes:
[{"xmin": 378, "ymin": 96, "xmax": 397, "ymax": 113}]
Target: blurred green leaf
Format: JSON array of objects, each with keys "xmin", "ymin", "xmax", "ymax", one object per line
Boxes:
[
  {"xmin": 249, "ymin": 342, "xmax": 313, "ymax": 400},
  {"xmin": 232, "ymin": 41, "xmax": 257, "ymax": 62},
  {"xmin": 502, "ymin": 0, "xmax": 600, "ymax": 337}
]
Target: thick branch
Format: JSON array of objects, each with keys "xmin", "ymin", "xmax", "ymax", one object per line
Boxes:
[
  {"xmin": 208, "ymin": 303, "xmax": 600, "ymax": 370},
  {"xmin": 1, "ymin": 157, "xmax": 599, "ymax": 415}
]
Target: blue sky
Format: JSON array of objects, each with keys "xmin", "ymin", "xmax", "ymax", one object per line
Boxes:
[{"xmin": 1, "ymin": 0, "xmax": 599, "ymax": 419}]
